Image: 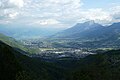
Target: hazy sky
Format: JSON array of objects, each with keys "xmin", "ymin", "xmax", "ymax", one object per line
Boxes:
[{"xmin": 0, "ymin": 0, "xmax": 120, "ymax": 28}]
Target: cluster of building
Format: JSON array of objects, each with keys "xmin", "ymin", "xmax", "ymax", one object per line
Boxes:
[{"xmin": 30, "ymin": 48, "xmax": 95, "ymax": 59}]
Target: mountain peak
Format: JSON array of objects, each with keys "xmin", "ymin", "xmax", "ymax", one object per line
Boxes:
[
  {"xmin": 85, "ymin": 20, "xmax": 95, "ymax": 26},
  {"xmin": 76, "ymin": 20, "xmax": 96, "ymax": 27}
]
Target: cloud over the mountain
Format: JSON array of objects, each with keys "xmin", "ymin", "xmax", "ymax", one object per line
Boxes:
[
  {"xmin": 76, "ymin": 8, "xmax": 113, "ymax": 25},
  {"xmin": 110, "ymin": 6, "xmax": 120, "ymax": 22},
  {"xmin": 0, "ymin": 0, "xmax": 120, "ymax": 28}
]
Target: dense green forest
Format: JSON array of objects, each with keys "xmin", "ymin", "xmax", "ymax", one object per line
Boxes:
[
  {"xmin": 1, "ymin": 39, "xmax": 120, "ymax": 80},
  {"xmin": 0, "ymin": 40, "xmax": 67, "ymax": 80}
]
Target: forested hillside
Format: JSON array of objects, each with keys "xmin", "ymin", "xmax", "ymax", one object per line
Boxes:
[{"xmin": 1, "ymin": 40, "xmax": 120, "ymax": 80}]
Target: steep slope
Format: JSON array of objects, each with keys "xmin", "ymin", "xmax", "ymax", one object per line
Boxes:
[
  {"xmin": 0, "ymin": 41, "xmax": 66, "ymax": 80},
  {"xmin": 0, "ymin": 33, "xmax": 40, "ymax": 54},
  {"xmin": 0, "ymin": 33, "xmax": 29, "ymax": 52},
  {"xmin": 0, "ymin": 41, "xmax": 22, "ymax": 80}
]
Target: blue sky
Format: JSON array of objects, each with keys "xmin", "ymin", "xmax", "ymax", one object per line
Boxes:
[
  {"xmin": 0, "ymin": 0, "xmax": 120, "ymax": 29},
  {"xmin": 82, "ymin": 0, "xmax": 120, "ymax": 9}
]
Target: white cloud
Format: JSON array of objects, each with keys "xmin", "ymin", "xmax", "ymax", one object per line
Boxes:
[
  {"xmin": 0, "ymin": 19, "xmax": 11, "ymax": 24},
  {"xmin": 31, "ymin": 19, "xmax": 60, "ymax": 26},
  {"xmin": 8, "ymin": 12, "xmax": 19, "ymax": 19},
  {"xmin": 9, "ymin": 0, "xmax": 24, "ymax": 8},
  {"xmin": 22, "ymin": 0, "xmax": 119, "ymax": 26},
  {"xmin": 0, "ymin": 0, "xmax": 24, "ymax": 21},
  {"xmin": 17, "ymin": 0, "xmax": 83, "ymax": 27},
  {"xmin": 23, "ymin": 0, "xmax": 82, "ymax": 18},
  {"xmin": 77, "ymin": 9, "xmax": 113, "ymax": 25},
  {"xmin": 0, "ymin": 0, "xmax": 24, "ymax": 9},
  {"xmin": 110, "ymin": 6, "xmax": 120, "ymax": 22},
  {"xmin": 86, "ymin": 9, "xmax": 111, "ymax": 21},
  {"xmin": 0, "ymin": 0, "xmax": 120, "ymax": 28}
]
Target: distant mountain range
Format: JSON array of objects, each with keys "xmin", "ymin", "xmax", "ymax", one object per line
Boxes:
[
  {"xmin": 1, "ymin": 21, "xmax": 120, "ymax": 40},
  {"xmin": 52, "ymin": 21, "xmax": 120, "ymax": 41},
  {"xmin": 0, "ymin": 24, "xmax": 63, "ymax": 39},
  {"xmin": 47, "ymin": 21, "xmax": 120, "ymax": 49}
]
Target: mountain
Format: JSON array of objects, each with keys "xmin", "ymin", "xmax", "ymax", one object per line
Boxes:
[
  {"xmin": 52, "ymin": 21, "xmax": 120, "ymax": 40},
  {"xmin": 0, "ymin": 40, "xmax": 66, "ymax": 80},
  {"xmin": 0, "ymin": 33, "xmax": 44, "ymax": 54},
  {"xmin": 50, "ymin": 21, "xmax": 120, "ymax": 48},
  {"xmin": 0, "ymin": 41, "xmax": 22, "ymax": 80},
  {"xmin": 0, "ymin": 33, "xmax": 31, "ymax": 52},
  {"xmin": 0, "ymin": 24, "xmax": 63, "ymax": 39},
  {"xmin": 52, "ymin": 21, "xmax": 104, "ymax": 39}
]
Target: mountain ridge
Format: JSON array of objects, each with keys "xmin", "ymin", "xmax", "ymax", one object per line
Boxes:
[{"xmin": 52, "ymin": 21, "xmax": 120, "ymax": 40}]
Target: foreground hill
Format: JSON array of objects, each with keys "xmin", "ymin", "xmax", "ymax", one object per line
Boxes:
[
  {"xmin": 1, "ymin": 39, "xmax": 120, "ymax": 80},
  {"xmin": 1, "ymin": 33, "xmax": 120, "ymax": 80},
  {"xmin": 0, "ymin": 33, "xmax": 41, "ymax": 54},
  {"xmin": 0, "ymin": 41, "xmax": 65, "ymax": 80},
  {"xmin": 0, "ymin": 41, "xmax": 22, "ymax": 80},
  {"xmin": 65, "ymin": 50, "xmax": 120, "ymax": 80},
  {"xmin": 0, "ymin": 33, "xmax": 29, "ymax": 52}
]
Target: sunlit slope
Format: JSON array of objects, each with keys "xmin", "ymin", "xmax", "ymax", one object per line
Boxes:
[{"xmin": 0, "ymin": 33, "xmax": 29, "ymax": 51}]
